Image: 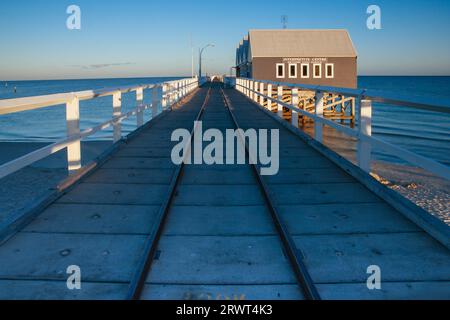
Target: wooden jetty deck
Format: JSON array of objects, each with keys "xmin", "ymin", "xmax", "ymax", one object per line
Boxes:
[{"xmin": 0, "ymin": 82, "xmax": 449, "ymax": 300}]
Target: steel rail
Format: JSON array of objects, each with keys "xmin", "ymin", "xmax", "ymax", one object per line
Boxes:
[
  {"xmin": 126, "ymin": 86, "xmax": 212, "ymax": 300},
  {"xmin": 219, "ymin": 86, "xmax": 321, "ymax": 300}
]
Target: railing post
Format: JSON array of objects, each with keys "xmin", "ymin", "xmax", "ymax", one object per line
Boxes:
[
  {"xmin": 173, "ymin": 82, "xmax": 178, "ymax": 103},
  {"xmin": 314, "ymin": 91, "xmax": 324, "ymax": 142},
  {"xmin": 249, "ymin": 81, "xmax": 254, "ymax": 100},
  {"xmin": 66, "ymin": 95, "xmax": 81, "ymax": 173},
  {"xmin": 246, "ymin": 80, "xmax": 250, "ymax": 97},
  {"xmin": 136, "ymin": 87, "xmax": 144, "ymax": 127},
  {"xmin": 253, "ymin": 81, "xmax": 259, "ymax": 103},
  {"xmin": 291, "ymin": 88, "xmax": 299, "ymax": 127},
  {"xmin": 267, "ymin": 83, "xmax": 273, "ymax": 110},
  {"xmin": 314, "ymin": 91, "xmax": 323, "ymax": 142},
  {"xmin": 113, "ymin": 91, "xmax": 122, "ymax": 143},
  {"xmin": 152, "ymin": 85, "xmax": 159, "ymax": 118},
  {"xmin": 358, "ymin": 99, "xmax": 372, "ymax": 172},
  {"xmin": 277, "ymin": 85, "xmax": 284, "ymax": 118},
  {"xmin": 259, "ymin": 82, "xmax": 265, "ymax": 106},
  {"xmin": 162, "ymin": 83, "xmax": 168, "ymax": 110}
]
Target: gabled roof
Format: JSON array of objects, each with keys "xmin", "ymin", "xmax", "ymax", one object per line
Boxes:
[{"xmin": 248, "ymin": 29, "xmax": 357, "ymax": 58}]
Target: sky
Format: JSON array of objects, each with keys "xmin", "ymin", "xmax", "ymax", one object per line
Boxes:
[{"xmin": 0, "ymin": 0, "xmax": 449, "ymax": 80}]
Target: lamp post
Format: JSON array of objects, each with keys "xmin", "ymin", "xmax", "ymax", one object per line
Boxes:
[{"xmin": 199, "ymin": 43, "xmax": 214, "ymax": 79}]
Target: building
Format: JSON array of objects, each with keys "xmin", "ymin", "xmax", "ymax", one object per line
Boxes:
[{"xmin": 235, "ymin": 29, "xmax": 358, "ymax": 88}]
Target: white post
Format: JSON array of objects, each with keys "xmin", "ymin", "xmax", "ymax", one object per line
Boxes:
[
  {"xmin": 267, "ymin": 84, "xmax": 273, "ymax": 110},
  {"xmin": 253, "ymin": 81, "xmax": 259, "ymax": 103},
  {"xmin": 259, "ymin": 82, "xmax": 265, "ymax": 106},
  {"xmin": 66, "ymin": 96, "xmax": 81, "ymax": 173},
  {"xmin": 136, "ymin": 87, "xmax": 144, "ymax": 127},
  {"xmin": 358, "ymin": 99, "xmax": 372, "ymax": 172},
  {"xmin": 246, "ymin": 80, "xmax": 250, "ymax": 97},
  {"xmin": 162, "ymin": 83, "xmax": 168, "ymax": 110},
  {"xmin": 249, "ymin": 81, "xmax": 254, "ymax": 100},
  {"xmin": 277, "ymin": 85, "xmax": 284, "ymax": 118},
  {"xmin": 113, "ymin": 91, "xmax": 122, "ymax": 143},
  {"xmin": 314, "ymin": 91, "xmax": 324, "ymax": 142},
  {"xmin": 174, "ymin": 82, "xmax": 179, "ymax": 103},
  {"xmin": 291, "ymin": 88, "xmax": 299, "ymax": 127},
  {"xmin": 152, "ymin": 85, "xmax": 159, "ymax": 118}
]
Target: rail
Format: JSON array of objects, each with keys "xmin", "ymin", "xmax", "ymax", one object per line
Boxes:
[
  {"xmin": 228, "ymin": 77, "xmax": 450, "ymax": 181},
  {"xmin": 0, "ymin": 77, "xmax": 199, "ymax": 179}
]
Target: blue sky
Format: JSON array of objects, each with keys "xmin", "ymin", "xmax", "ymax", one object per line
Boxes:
[{"xmin": 0, "ymin": 0, "xmax": 449, "ymax": 80}]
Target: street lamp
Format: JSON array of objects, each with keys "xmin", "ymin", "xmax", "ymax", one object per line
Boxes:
[{"xmin": 199, "ymin": 43, "xmax": 214, "ymax": 79}]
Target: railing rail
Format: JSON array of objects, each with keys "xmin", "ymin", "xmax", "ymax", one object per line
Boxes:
[
  {"xmin": 230, "ymin": 77, "xmax": 450, "ymax": 181},
  {"xmin": 0, "ymin": 77, "xmax": 199, "ymax": 179}
]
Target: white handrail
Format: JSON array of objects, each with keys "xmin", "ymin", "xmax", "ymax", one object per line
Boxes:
[
  {"xmin": 0, "ymin": 77, "xmax": 199, "ymax": 179},
  {"xmin": 233, "ymin": 77, "xmax": 450, "ymax": 114},
  {"xmin": 232, "ymin": 77, "xmax": 450, "ymax": 181}
]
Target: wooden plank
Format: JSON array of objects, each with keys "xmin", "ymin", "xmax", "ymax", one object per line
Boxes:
[
  {"xmin": 278, "ymin": 203, "xmax": 420, "ymax": 235},
  {"xmin": 0, "ymin": 233, "xmax": 147, "ymax": 282},
  {"xmin": 0, "ymin": 280, "xmax": 128, "ymax": 300},
  {"xmin": 265, "ymin": 168, "xmax": 355, "ymax": 184},
  {"xmin": 85, "ymin": 168, "xmax": 175, "ymax": 184},
  {"xmin": 173, "ymin": 185, "xmax": 265, "ymax": 206},
  {"xmin": 23, "ymin": 204, "xmax": 160, "ymax": 234},
  {"xmin": 272, "ymin": 183, "xmax": 381, "ymax": 205},
  {"xmin": 141, "ymin": 284, "xmax": 303, "ymax": 300},
  {"xmin": 293, "ymin": 232, "xmax": 450, "ymax": 283},
  {"xmin": 317, "ymin": 281, "xmax": 450, "ymax": 300},
  {"xmin": 181, "ymin": 165, "xmax": 255, "ymax": 185},
  {"xmin": 146, "ymin": 236, "xmax": 296, "ymax": 284},
  {"xmin": 164, "ymin": 206, "xmax": 275, "ymax": 236},
  {"xmin": 114, "ymin": 147, "xmax": 174, "ymax": 158},
  {"xmin": 102, "ymin": 157, "xmax": 176, "ymax": 169},
  {"xmin": 278, "ymin": 156, "xmax": 334, "ymax": 169},
  {"xmin": 57, "ymin": 183, "xmax": 169, "ymax": 205}
]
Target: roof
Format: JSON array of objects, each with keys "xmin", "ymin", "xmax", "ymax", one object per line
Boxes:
[{"xmin": 247, "ymin": 29, "xmax": 357, "ymax": 58}]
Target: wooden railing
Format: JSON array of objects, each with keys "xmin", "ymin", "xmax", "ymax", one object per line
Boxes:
[
  {"xmin": 0, "ymin": 78, "xmax": 199, "ymax": 179},
  {"xmin": 229, "ymin": 77, "xmax": 450, "ymax": 181}
]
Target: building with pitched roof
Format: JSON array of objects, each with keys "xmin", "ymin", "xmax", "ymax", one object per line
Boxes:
[{"xmin": 236, "ymin": 29, "xmax": 358, "ymax": 88}]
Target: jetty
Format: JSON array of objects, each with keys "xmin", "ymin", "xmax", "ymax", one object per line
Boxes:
[{"xmin": 0, "ymin": 77, "xmax": 449, "ymax": 300}]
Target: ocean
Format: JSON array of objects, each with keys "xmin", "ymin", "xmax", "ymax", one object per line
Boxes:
[{"xmin": 0, "ymin": 76, "xmax": 449, "ymax": 166}]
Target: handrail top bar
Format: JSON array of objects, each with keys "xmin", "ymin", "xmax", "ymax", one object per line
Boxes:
[
  {"xmin": 0, "ymin": 78, "xmax": 195, "ymax": 115},
  {"xmin": 237, "ymin": 77, "xmax": 450, "ymax": 114}
]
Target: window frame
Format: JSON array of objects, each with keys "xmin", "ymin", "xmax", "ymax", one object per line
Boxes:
[
  {"xmin": 300, "ymin": 63, "xmax": 309, "ymax": 78},
  {"xmin": 276, "ymin": 63, "xmax": 285, "ymax": 79},
  {"xmin": 288, "ymin": 63, "xmax": 297, "ymax": 78},
  {"xmin": 325, "ymin": 63, "xmax": 334, "ymax": 79},
  {"xmin": 313, "ymin": 63, "xmax": 322, "ymax": 79}
]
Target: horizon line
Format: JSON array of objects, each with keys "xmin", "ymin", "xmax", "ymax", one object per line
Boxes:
[{"xmin": 2, "ymin": 74, "xmax": 450, "ymax": 82}]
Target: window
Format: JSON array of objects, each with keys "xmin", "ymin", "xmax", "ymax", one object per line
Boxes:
[
  {"xmin": 301, "ymin": 63, "xmax": 309, "ymax": 78},
  {"xmin": 276, "ymin": 63, "xmax": 285, "ymax": 78},
  {"xmin": 288, "ymin": 64, "xmax": 297, "ymax": 78},
  {"xmin": 313, "ymin": 63, "xmax": 322, "ymax": 78},
  {"xmin": 325, "ymin": 63, "xmax": 334, "ymax": 78}
]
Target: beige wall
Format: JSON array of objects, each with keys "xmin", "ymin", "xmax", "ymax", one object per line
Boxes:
[{"xmin": 251, "ymin": 57, "xmax": 357, "ymax": 88}]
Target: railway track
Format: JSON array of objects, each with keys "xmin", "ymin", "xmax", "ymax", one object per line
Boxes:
[{"xmin": 127, "ymin": 82, "xmax": 319, "ymax": 300}]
